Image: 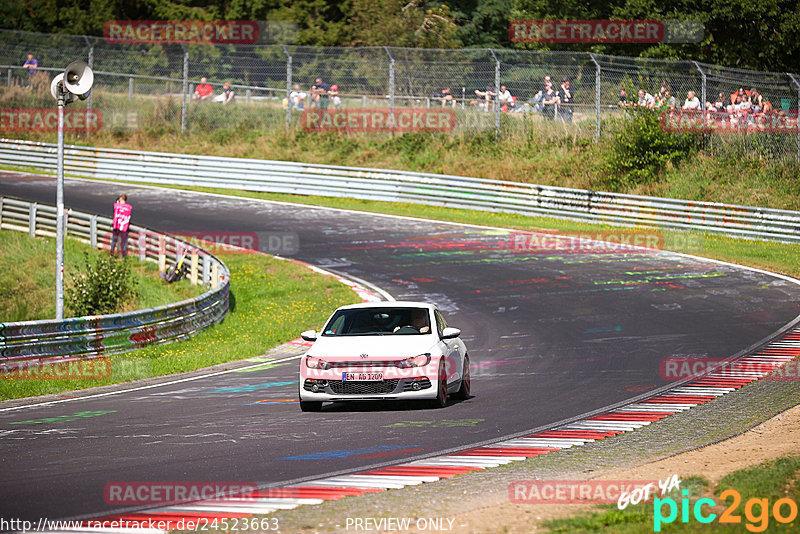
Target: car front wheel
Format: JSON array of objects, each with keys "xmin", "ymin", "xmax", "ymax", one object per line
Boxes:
[
  {"xmin": 453, "ymin": 354, "xmax": 470, "ymax": 400},
  {"xmin": 429, "ymin": 359, "xmax": 448, "ymax": 408}
]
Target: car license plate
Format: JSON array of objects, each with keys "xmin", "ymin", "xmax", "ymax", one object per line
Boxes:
[{"xmin": 343, "ymin": 372, "xmax": 383, "ymax": 381}]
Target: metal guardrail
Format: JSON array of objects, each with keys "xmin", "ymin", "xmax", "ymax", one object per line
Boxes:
[
  {"xmin": 0, "ymin": 195, "xmax": 230, "ymax": 363},
  {"xmin": 1, "ymin": 138, "xmax": 799, "ymax": 243}
]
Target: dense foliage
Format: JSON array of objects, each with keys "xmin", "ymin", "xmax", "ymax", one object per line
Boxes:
[
  {"xmin": 2, "ymin": 0, "xmax": 797, "ymax": 72},
  {"xmin": 66, "ymin": 253, "xmax": 137, "ymax": 316}
]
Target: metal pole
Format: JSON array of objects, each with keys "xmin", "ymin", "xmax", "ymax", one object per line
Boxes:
[
  {"xmin": 281, "ymin": 45, "xmax": 292, "ymax": 132},
  {"xmin": 181, "ymin": 45, "xmax": 188, "ymax": 133},
  {"xmin": 84, "ymin": 37, "xmax": 93, "ymax": 136},
  {"xmin": 788, "ymin": 73, "xmax": 800, "ymax": 163},
  {"xmin": 488, "ymin": 49, "xmax": 500, "ymax": 137},
  {"xmin": 384, "ymin": 47, "xmax": 395, "ymax": 113},
  {"xmin": 693, "ymin": 61, "xmax": 707, "ymax": 151},
  {"xmin": 56, "ymin": 90, "xmax": 65, "ymax": 320},
  {"xmin": 589, "ymin": 54, "xmax": 601, "ymax": 142}
]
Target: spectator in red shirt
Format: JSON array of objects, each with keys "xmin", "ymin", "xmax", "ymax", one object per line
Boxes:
[{"xmin": 193, "ymin": 77, "xmax": 213, "ymax": 102}]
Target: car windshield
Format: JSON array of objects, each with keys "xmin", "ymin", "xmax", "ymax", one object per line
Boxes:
[{"xmin": 322, "ymin": 307, "xmax": 431, "ymax": 336}]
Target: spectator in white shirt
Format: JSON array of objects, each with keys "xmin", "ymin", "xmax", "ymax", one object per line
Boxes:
[
  {"xmin": 682, "ymin": 90, "xmax": 701, "ymax": 110},
  {"xmin": 637, "ymin": 89, "xmax": 655, "ymax": 108}
]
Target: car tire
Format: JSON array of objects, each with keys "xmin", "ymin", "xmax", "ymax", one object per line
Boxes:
[
  {"xmin": 429, "ymin": 360, "xmax": 448, "ymax": 408},
  {"xmin": 300, "ymin": 400, "xmax": 323, "ymax": 412},
  {"xmin": 453, "ymin": 354, "xmax": 470, "ymax": 400}
]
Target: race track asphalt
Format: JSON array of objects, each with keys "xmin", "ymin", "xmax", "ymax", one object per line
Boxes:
[{"xmin": 1, "ymin": 173, "xmax": 799, "ymax": 522}]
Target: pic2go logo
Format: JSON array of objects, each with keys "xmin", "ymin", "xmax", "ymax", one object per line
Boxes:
[{"xmin": 654, "ymin": 489, "xmax": 800, "ymax": 532}]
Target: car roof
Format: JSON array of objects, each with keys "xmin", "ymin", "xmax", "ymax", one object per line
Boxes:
[{"xmin": 335, "ymin": 301, "xmax": 436, "ymax": 311}]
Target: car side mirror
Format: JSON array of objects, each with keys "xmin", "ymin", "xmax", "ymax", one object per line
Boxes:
[
  {"xmin": 300, "ymin": 329, "xmax": 318, "ymax": 342},
  {"xmin": 441, "ymin": 327, "xmax": 461, "ymax": 339}
]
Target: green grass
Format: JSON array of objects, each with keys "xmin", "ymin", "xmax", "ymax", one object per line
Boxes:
[
  {"xmin": 544, "ymin": 460, "xmax": 800, "ymax": 533},
  {"xmin": 0, "ymin": 252, "xmax": 360, "ymax": 400},
  {"xmin": 0, "ymin": 229, "xmax": 200, "ymax": 322}
]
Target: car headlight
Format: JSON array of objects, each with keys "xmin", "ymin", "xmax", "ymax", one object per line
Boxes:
[
  {"xmin": 396, "ymin": 353, "xmax": 431, "ymax": 368},
  {"xmin": 305, "ymin": 356, "xmax": 330, "ymax": 370}
]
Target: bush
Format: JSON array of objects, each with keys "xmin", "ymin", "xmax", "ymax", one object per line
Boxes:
[
  {"xmin": 604, "ymin": 107, "xmax": 701, "ymax": 189},
  {"xmin": 66, "ymin": 253, "xmax": 137, "ymax": 316}
]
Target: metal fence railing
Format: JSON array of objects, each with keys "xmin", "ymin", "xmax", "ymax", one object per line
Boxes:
[
  {"xmin": 1, "ymin": 29, "xmax": 798, "ymax": 161},
  {"xmin": 0, "ymin": 195, "xmax": 231, "ymax": 363},
  {"xmin": 2, "ymin": 138, "xmax": 798, "ymax": 243}
]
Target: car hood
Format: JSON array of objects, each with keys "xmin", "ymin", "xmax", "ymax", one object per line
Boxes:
[{"xmin": 306, "ymin": 335, "xmax": 438, "ymax": 360}]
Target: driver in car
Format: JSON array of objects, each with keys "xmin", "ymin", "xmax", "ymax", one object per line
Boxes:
[{"xmin": 393, "ymin": 309, "xmax": 431, "ymax": 334}]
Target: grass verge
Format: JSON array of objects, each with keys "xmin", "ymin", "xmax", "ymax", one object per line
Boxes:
[
  {"xmin": 0, "ymin": 229, "xmax": 201, "ymax": 322},
  {"xmin": 0, "ymin": 249, "xmax": 360, "ymax": 400},
  {"xmin": 544, "ymin": 457, "xmax": 800, "ymax": 533}
]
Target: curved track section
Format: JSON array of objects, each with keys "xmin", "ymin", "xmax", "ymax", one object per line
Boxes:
[{"xmin": 2, "ymin": 173, "xmax": 800, "ymax": 522}]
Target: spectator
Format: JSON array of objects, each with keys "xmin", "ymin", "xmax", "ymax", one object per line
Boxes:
[
  {"xmin": 214, "ymin": 81, "xmax": 235, "ymax": 104},
  {"xmin": 637, "ymin": 89, "xmax": 655, "ymax": 108},
  {"xmin": 557, "ymin": 78, "xmax": 574, "ymax": 122},
  {"xmin": 659, "ymin": 90, "xmax": 677, "ymax": 110},
  {"xmin": 750, "ymin": 88, "xmax": 764, "ymax": 113},
  {"xmin": 618, "ymin": 89, "xmax": 631, "ymax": 107},
  {"xmin": 498, "ymin": 85, "xmax": 514, "ymax": 111},
  {"xmin": 530, "ymin": 75, "xmax": 552, "ymax": 113},
  {"xmin": 329, "ymin": 84, "xmax": 342, "ymax": 109},
  {"xmin": 23, "ymin": 53, "xmax": 38, "ymax": 73},
  {"xmin": 475, "ymin": 84, "xmax": 496, "ymax": 111},
  {"xmin": 22, "ymin": 53, "xmax": 38, "ymax": 87},
  {"xmin": 707, "ymin": 92, "xmax": 726, "ymax": 112},
  {"xmin": 192, "ymin": 77, "xmax": 213, "ymax": 102},
  {"xmin": 541, "ymin": 83, "xmax": 559, "ymax": 119},
  {"xmin": 110, "ymin": 194, "xmax": 132, "ymax": 257},
  {"xmin": 434, "ymin": 87, "xmax": 456, "ymax": 108},
  {"xmin": 682, "ymin": 90, "xmax": 701, "ymax": 110},
  {"xmin": 289, "ymin": 83, "xmax": 307, "ymax": 110},
  {"xmin": 311, "ymin": 77, "xmax": 329, "ymax": 109}
]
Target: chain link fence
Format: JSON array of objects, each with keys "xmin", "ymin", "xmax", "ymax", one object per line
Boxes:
[{"xmin": 1, "ymin": 28, "xmax": 798, "ymax": 160}]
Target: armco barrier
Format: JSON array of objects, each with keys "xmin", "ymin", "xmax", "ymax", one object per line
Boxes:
[
  {"xmin": 1, "ymin": 138, "xmax": 799, "ymax": 243},
  {"xmin": 0, "ymin": 196, "xmax": 230, "ymax": 364}
]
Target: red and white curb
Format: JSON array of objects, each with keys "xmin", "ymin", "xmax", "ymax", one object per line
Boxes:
[{"xmin": 42, "ymin": 329, "xmax": 800, "ymax": 532}]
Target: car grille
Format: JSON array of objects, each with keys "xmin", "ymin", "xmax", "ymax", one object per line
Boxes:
[{"xmin": 329, "ymin": 380, "xmax": 399, "ymax": 395}]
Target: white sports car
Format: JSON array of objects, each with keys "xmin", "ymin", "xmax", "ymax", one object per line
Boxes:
[{"xmin": 298, "ymin": 301, "xmax": 470, "ymax": 411}]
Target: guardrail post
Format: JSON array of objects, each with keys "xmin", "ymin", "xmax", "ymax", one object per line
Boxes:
[
  {"xmin": 789, "ymin": 73, "xmax": 800, "ymax": 163},
  {"xmin": 138, "ymin": 230, "xmax": 146, "ymax": 261},
  {"xmin": 202, "ymin": 254, "xmax": 210, "ymax": 285},
  {"xmin": 282, "ymin": 45, "xmax": 292, "ymax": 132},
  {"xmin": 489, "ymin": 49, "xmax": 500, "ymax": 138},
  {"xmin": 190, "ymin": 250, "xmax": 199, "ymax": 285},
  {"xmin": 89, "ymin": 215, "xmax": 97, "ymax": 248},
  {"xmin": 589, "ymin": 53, "xmax": 601, "ymax": 142},
  {"xmin": 181, "ymin": 45, "xmax": 188, "ymax": 133},
  {"xmin": 158, "ymin": 235, "xmax": 166, "ymax": 272},
  {"xmin": 211, "ymin": 262, "xmax": 219, "ymax": 289},
  {"xmin": 0, "ymin": 196, "xmax": 3, "ymax": 228},
  {"xmin": 29, "ymin": 203, "xmax": 36, "ymax": 238}
]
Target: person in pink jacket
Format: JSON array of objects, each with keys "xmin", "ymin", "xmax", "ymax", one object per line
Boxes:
[{"xmin": 110, "ymin": 194, "xmax": 132, "ymax": 256}]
